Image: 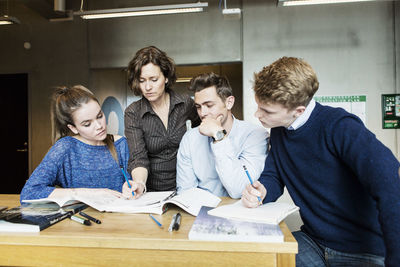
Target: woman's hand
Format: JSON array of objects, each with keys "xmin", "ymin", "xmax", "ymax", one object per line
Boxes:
[{"xmin": 122, "ymin": 180, "xmax": 146, "ymax": 199}]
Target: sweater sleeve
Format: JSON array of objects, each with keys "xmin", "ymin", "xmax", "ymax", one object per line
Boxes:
[
  {"xmin": 20, "ymin": 143, "xmax": 65, "ymax": 202},
  {"xmin": 330, "ymin": 115, "xmax": 400, "ymax": 266},
  {"xmin": 116, "ymin": 137, "xmax": 132, "ymax": 180},
  {"xmin": 258, "ymin": 148, "xmax": 285, "ymax": 203}
]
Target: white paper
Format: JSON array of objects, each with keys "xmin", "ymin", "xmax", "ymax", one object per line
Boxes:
[
  {"xmin": 208, "ymin": 200, "xmax": 299, "ymax": 225},
  {"xmin": 23, "ymin": 188, "xmax": 221, "ymax": 216}
]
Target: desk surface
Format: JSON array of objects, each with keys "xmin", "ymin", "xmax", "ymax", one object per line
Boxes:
[{"xmin": 0, "ymin": 194, "xmax": 297, "ymax": 267}]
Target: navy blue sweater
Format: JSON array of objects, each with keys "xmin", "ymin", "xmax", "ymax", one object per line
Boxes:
[{"xmin": 260, "ymin": 103, "xmax": 400, "ymax": 266}]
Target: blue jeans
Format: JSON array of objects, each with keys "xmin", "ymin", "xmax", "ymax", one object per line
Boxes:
[{"xmin": 292, "ymin": 231, "xmax": 385, "ymax": 267}]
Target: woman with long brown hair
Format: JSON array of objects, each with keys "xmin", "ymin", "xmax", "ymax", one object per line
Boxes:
[{"xmin": 20, "ymin": 85, "xmax": 130, "ymax": 201}]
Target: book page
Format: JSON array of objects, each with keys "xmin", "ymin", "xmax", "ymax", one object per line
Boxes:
[
  {"xmin": 73, "ymin": 191, "xmax": 173, "ymax": 213},
  {"xmin": 22, "ymin": 198, "xmax": 80, "ymax": 208},
  {"xmin": 22, "ymin": 189, "xmax": 221, "ymax": 216},
  {"xmin": 24, "ymin": 191, "xmax": 174, "ymax": 213},
  {"xmin": 208, "ymin": 200, "xmax": 299, "ymax": 225},
  {"xmin": 0, "ymin": 220, "xmax": 40, "ymax": 232},
  {"xmin": 167, "ymin": 188, "xmax": 221, "ymax": 216}
]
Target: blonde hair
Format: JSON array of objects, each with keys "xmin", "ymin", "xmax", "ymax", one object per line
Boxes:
[
  {"xmin": 50, "ymin": 85, "xmax": 118, "ymax": 163},
  {"xmin": 253, "ymin": 57, "xmax": 319, "ymax": 109}
]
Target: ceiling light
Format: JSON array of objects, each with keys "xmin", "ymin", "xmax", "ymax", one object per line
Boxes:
[
  {"xmin": 74, "ymin": 2, "xmax": 208, "ymax": 20},
  {"xmin": 176, "ymin": 77, "xmax": 193, "ymax": 83},
  {"xmin": 278, "ymin": 0, "xmax": 393, "ymax": 6},
  {"xmin": 0, "ymin": 15, "xmax": 20, "ymax": 25}
]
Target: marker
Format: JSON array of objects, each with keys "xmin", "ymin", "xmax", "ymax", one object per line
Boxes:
[
  {"xmin": 149, "ymin": 214, "xmax": 163, "ymax": 228},
  {"xmin": 243, "ymin": 165, "xmax": 262, "ymax": 205},
  {"xmin": 70, "ymin": 215, "xmax": 91, "ymax": 226},
  {"xmin": 121, "ymin": 167, "xmax": 135, "ymax": 197},
  {"xmin": 79, "ymin": 211, "xmax": 101, "ymax": 224},
  {"xmin": 168, "ymin": 213, "xmax": 181, "ymax": 232}
]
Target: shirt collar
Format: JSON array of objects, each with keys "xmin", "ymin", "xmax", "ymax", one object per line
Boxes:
[
  {"xmin": 287, "ymin": 99, "xmax": 316, "ymax": 130},
  {"xmin": 139, "ymin": 90, "xmax": 185, "ymax": 118}
]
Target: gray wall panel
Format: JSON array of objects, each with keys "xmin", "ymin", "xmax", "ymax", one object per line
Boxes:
[{"xmin": 87, "ymin": 1, "xmax": 242, "ymax": 68}]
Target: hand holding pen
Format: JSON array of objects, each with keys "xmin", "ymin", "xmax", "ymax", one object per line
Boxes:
[
  {"xmin": 122, "ymin": 179, "xmax": 146, "ymax": 199},
  {"xmin": 241, "ymin": 180, "xmax": 267, "ymax": 208},
  {"xmin": 243, "ymin": 165, "xmax": 264, "ymax": 206},
  {"xmin": 121, "ymin": 167, "xmax": 135, "ymax": 199}
]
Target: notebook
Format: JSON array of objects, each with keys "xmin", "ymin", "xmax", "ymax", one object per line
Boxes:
[
  {"xmin": 0, "ymin": 202, "xmax": 87, "ymax": 232},
  {"xmin": 208, "ymin": 200, "xmax": 299, "ymax": 225}
]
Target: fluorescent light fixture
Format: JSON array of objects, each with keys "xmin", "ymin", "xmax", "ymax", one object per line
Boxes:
[
  {"xmin": 0, "ymin": 15, "xmax": 20, "ymax": 25},
  {"xmin": 176, "ymin": 77, "xmax": 193, "ymax": 83},
  {"xmin": 278, "ymin": 0, "xmax": 393, "ymax": 6},
  {"xmin": 74, "ymin": 2, "xmax": 208, "ymax": 20}
]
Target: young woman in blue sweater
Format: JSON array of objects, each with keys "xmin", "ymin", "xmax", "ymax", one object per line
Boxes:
[
  {"xmin": 242, "ymin": 57, "xmax": 400, "ymax": 267},
  {"xmin": 20, "ymin": 85, "xmax": 131, "ymax": 201}
]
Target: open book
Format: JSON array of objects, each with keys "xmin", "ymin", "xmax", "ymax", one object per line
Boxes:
[
  {"xmin": 23, "ymin": 188, "xmax": 221, "ymax": 216},
  {"xmin": 208, "ymin": 200, "xmax": 299, "ymax": 225},
  {"xmin": 189, "ymin": 206, "xmax": 284, "ymax": 243},
  {"xmin": 0, "ymin": 202, "xmax": 87, "ymax": 232}
]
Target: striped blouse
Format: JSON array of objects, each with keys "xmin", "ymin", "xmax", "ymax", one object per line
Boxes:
[{"xmin": 124, "ymin": 90, "xmax": 200, "ymax": 191}]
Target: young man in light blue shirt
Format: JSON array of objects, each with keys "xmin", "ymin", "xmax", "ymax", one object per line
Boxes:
[{"xmin": 176, "ymin": 73, "xmax": 268, "ymax": 198}]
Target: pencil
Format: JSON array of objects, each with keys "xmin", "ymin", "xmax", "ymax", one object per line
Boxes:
[
  {"xmin": 121, "ymin": 167, "xmax": 135, "ymax": 197},
  {"xmin": 243, "ymin": 165, "xmax": 262, "ymax": 205},
  {"xmin": 149, "ymin": 214, "xmax": 163, "ymax": 228}
]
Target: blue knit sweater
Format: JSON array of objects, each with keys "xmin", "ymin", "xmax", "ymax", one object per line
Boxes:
[
  {"xmin": 260, "ymin": 103, "xmax": 400, "ymax": 266},
  {"xmin": 20, "ymin": 136, "xmax": 131, "ymax": 201}
]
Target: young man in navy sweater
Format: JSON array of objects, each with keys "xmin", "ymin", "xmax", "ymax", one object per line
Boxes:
[{"xmin": 241, "ymin": 57, "xmax": 400, "ymax": 267}]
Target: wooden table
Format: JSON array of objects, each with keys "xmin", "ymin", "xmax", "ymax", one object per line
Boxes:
[{"xmin": 0, "ymin": 194, "xmax": 297, "ymax": 267}]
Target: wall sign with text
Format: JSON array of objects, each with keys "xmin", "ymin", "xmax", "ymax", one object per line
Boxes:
[
  {"xmin": 314, "ymin": 95, "xmax": 366, "ymax": 124},
  {"xmin": 382, "ymin": 94, "xmax": 400, "ymax": 129}
]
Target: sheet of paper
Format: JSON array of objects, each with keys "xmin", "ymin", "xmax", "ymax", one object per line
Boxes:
[{"xmin": 208, "ymin": 200, "xmax": 299, "ymax": 225}]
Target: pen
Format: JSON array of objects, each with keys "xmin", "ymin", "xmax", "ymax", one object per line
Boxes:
[
  {"xmin": 79, "ymin": 211, "xmax": 101, "ymax": 224},
  {"xmin": 168, "ymin": 212, "xmax": 181, "ymax": 232},
  {"xmin": 121, "ymin": 167, "xmax": 135, "ymax": 197},
  {"xmin": 149, "ymin": 214, "xmax": 163, "ymax": 228},
  {"xmin": 147, "ymin": 190, "xmax": 177, "ymax": 206},
  {"xmin": 243, "ymin": 165, "xmax": 262, "ymax": 205},
  {"xmin": 70, "ymin": 215, "xmax": 91, "ymax": 226}
]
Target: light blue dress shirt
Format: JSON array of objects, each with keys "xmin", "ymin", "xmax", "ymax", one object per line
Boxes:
[
  {"xmin": 176, "ymin": 117, "xmax": 269, "ymax": 198},
  {"xmin": 288, "ymin": 99, "xmax": 316, "ymax": 130}
]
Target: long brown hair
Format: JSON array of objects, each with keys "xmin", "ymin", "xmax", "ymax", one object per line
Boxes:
[{"xmin": 50, "ymin": 85, "xmax": 118, "ymax": 163}]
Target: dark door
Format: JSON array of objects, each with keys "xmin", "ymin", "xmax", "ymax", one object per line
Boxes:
[{"xmin": 0, "ymin": 73, "xmax": 29, "ymax": 193}]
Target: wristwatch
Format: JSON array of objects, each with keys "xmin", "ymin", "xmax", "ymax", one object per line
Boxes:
[{"xmin": 212, "ymin": 129, "xmax": 227, "ymax": 142}]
